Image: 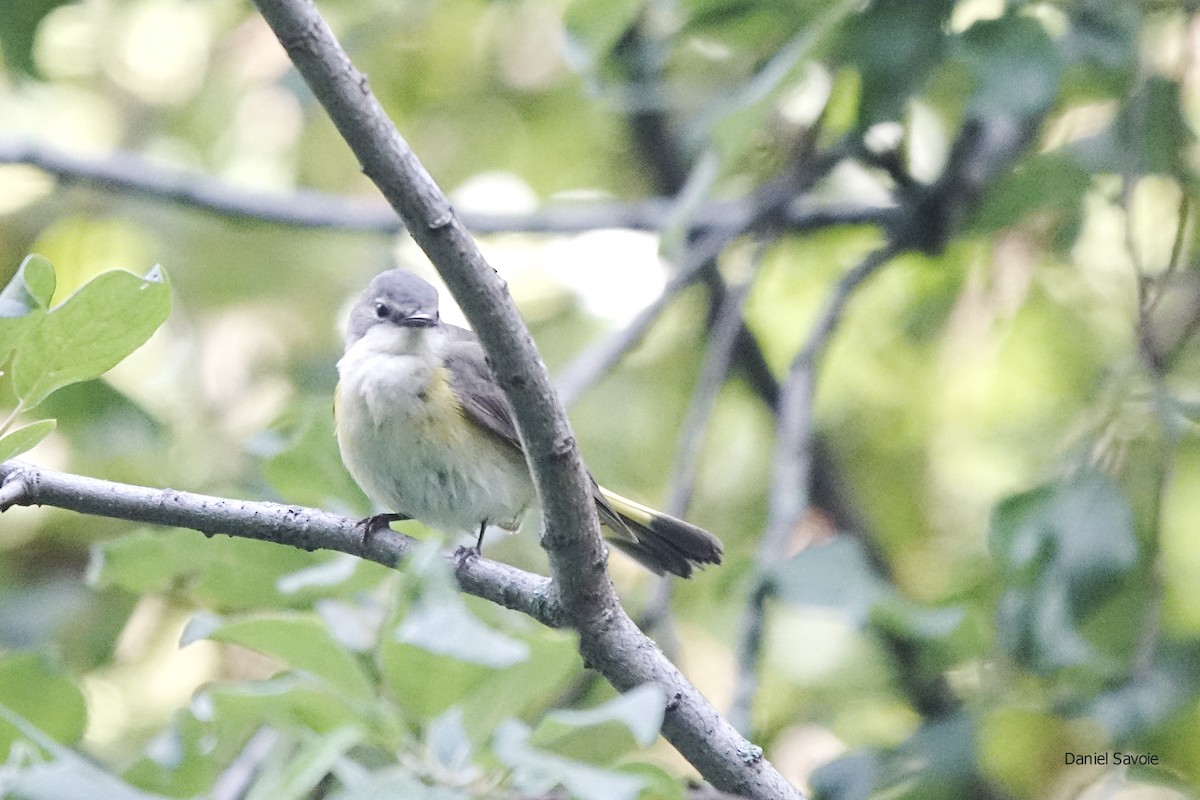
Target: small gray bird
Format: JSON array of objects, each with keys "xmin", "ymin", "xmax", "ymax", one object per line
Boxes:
[{"xmin": 334, "ymin": 269, "xmax": 723, "ymax": 577}]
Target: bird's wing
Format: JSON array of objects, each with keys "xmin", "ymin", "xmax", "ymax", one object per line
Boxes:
[
  {"xmin": 443, "ymin": 327, "xmax": 522, "ymax": 451},
  {"xmin": 442, "ymin": 325, "xmax": 632, "ymax": 539}
]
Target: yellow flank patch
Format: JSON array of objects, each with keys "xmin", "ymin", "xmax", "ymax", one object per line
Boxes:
[{"xmin": 423, "ymin": 366, "xmax": 467, "ymax": 443}]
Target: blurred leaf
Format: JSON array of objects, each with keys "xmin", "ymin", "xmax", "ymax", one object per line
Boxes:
[
  {"xmin": 969, "ymin": 151, "xmax": 1090, "ymax": 243},
  {"xmin": 0, "ymin": 418, "xmax": 56, "ymax": 461},
  {"xmin": 181, "ymin": 611, "xmax": 375, "ymax": 702},
  {"xmin": 457, "ymin": 629, "xmax": 581, "ymax": 742},
  {"xmin": 0, "ymin": 653, "xmax": 87, "ymax": 749},
  {"xmin": 202, "ymin": 674, "xmax": 367, "ymax": 738},
  {"xmin": 396, "ymin": 598, "xmax": 530, "ymax": 668},
  {"xmin": 529, "ymin": 683, "xmax": 665, "ymax": 764},
  {"xmin": 956, "ymin": 13, "xmax": 1061, "ymax": 117},
  {"xmin": 989, "ymin": 471, "xmax": 1138, "ymax": 672},
  {"xmin": 261, "ymin": 401, "xmax": 367, "ymax": 513},
  {"xmin": 0, "ymin": 751, "xmax": 172, "ymax": 800},
  {"xmin": 493, "ymin": 719, "xmax": 646, "ymax": 800},
  {"xmin": 562, "ymin": 0, "xmax": 642, "ymax": 70},
  {"xmin": 425, "ymin": 708, "xmax": 477, "ymax": 778},
  {"xmin": 0, "ymin": 0, "xmax": 73, "ymax": 75},
  {"xmin": 394, "ymin": 544, "xmax": 529, "ymax": 669},
  {"xmin": 1088, "ymin": 643, "xmax": 1200, "ymax": 741},
  {"xmin": 89, "ymin": 528, "xmax": 361, "ymax": 610},
  {"xmin": 618, "ymin": 762, "xmax": 685, "ymax": 800},
  {"xmin": 1058, "ymin": 4, "xmax": 1138, "ymax": 99},
  {"xmin": 327, "ymin": 768, "xmax": 469, "ymax": 800},
  {"xmin": 381, "ymin": 640, "xmax": 492, "ymax": 720},
  {"xmin": 1072, "ymin": 77, "xmax": 1193, "ymax": 177},
  {"xmin": 840, "ymin": 0, "xmax": 954, "ymax": 125},
  {"xmin": 769, "ymin": 537, "xmax": 892, "ymax": 626},
  {"xmin": 242, "ymin": 727, "xmax": 362, "ymax": 800},
  {"xmin": 814, "ymin": 715, "xmax": 988, "ymax": 800},
  {"xmin": 809, "ymin": 749, "xmax": 881, "ymax": 800},
  {"xmin": 977, "ymin": 707, "xmax": 1070, "ymax": 798},
  {"xmin": 13, "ymin": 266, "xmax": 171, "ymax": 409}
]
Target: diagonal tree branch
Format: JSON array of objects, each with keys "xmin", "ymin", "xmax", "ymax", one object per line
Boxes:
[{"xmin": 199, "ymin": 0, "xmax": 807, "ymax": 797}]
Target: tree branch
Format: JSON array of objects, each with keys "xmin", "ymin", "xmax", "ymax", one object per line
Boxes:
[
  {"xmin": 0, "ymin": 460, "xmax": 563, "ymax": 627},
  {"xmin": 233, "ymin": 0, "xmax": 803, "ymax": 796},
  {"xmin": 556, "ymin": 150, "xmax": 845, "ymax": 407},
  {"xmin": 0, "ymin": 138, "xmax": 890, "ymax": 237},
  {"xmin": 729, "ymin": 241, "xmax": 900, "ymax": 734}
]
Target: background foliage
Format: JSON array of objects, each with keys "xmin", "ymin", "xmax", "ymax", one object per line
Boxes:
[{"xmin": 2, "ymin": 0, "xmax": 1200, "ymax": 798}]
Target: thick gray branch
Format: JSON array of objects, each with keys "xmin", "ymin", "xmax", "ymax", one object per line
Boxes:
[
  {"xmin": 0, "ymin": 460, "xmax": 561, "ymax": 627},
  {"xmin": 241, "ymin": 0, "xmax": 803, "ymax": 796}
]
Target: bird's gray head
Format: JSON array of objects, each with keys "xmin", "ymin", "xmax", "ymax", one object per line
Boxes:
[{"xmin": 345, "ymin": 270, "xmax": 442, "ymax": 347}]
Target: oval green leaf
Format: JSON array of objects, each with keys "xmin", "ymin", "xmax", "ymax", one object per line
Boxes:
[{"xmin": 13, "ymin": 266, "xmax": 171, "ymax": 409}]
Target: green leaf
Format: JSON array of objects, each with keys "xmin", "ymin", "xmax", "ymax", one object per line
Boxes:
[
  {"xmin": 769, "ymin": 537, "xmax": 893, "ymax": 626},
  {"xmin": 968, "ymin": 151, "xmax": 1090, "ymax": 242},
  {"xmin": 1089, "ymin": 643, "xmax": 1200, "ymax": 740},
  {"xmin": 493, "ymin": 719, "xmax": 647, "ymax": 800},
  {"xmin": 0, "ymin": 255, "xmax": 55, "ymax": 367},
  {"xmin": 562, "ymin": 0, "xmax": 643, "ymax": 71},
  {"xmin": 327, "ymin": 769, "xmax": 469, "ymax": 800},
  {"xmin": 89, "ymin": 528, "xmax": 360, "ymax": 610},
  {"xmin": 530, "ymin": 684, "xmax": 666, "ymax": 765},
  {"xmin": 202, "ymin": 674, "xmax": 366, "ymax": 737},
  {"xmin": 13, "ymin": 265, "xmax": 171, "ymax": 409},
  {"xmin": 396, "ymin": 596, "xmax": 530, "ymax": 668},
  {"xmin": 0, "ymin": 418, "xmax": 56, "ymax": 462},
  {"xmin": 458, "ymin": 629, "xmax": 581, "ymax": 742},
  {"xmin": 394, "ymin": 543, "xmax": 529, "ymax": 668},
  {"xmin": 840, "ymin": 0, "xmax": 955, "ymax": 125},
  {"xmin": 0, "ymin": 653, "xmax": 87, "ymax": 749},
  {"xmin": 181, "ymin": 612, "xmax": 375, "ymax": 702},
  {"xmin": 0, "ymin": 0, "xmax": 74, "ymax": 76},
  {"xmin": 809, "ymin": 750, "xmax": 881, "ymax": 800},
  {"xmin": 0, "ymin": 746, "xmax": 173, "ymax": 800},
  {"xmin": 260, "ymin": 401, "xmax": 368, "ymax": 513},
  {"xmin": 242, "ymin": 727, "xmax": 363, "ymax": 800},
  {"xmin": 989, "ymin": 471, "xmax": 1139, "ymax": 672},
  {"xmin": 1, "ymin": 255, "xmax": 56, "ymax": 316},
  {"xmin": 957, "ymin": 13, "xmax": 1062, "ymax": 117}
]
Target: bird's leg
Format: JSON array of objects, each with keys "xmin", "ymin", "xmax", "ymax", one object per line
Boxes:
[
  {"xmin": 356, "ymin": 512, "xmax": 409, "ymax": 554},
  {"xmin": 475, "ymin": 521, "xmax": 488, "ymax": 554}
]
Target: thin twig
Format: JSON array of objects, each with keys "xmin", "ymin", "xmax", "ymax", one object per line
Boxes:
[
  {"xmin": 210, "ymin": 727, "xmax": 280, "ymax": 800},
  {"xmin": 639, "ymin": 253, "xmax": 765, "ymax": 636},
  {"xmin": 557, "ymin": 152, "xmax": 845, "ymax": 406},
  {"xmin": 0, "ymin": 138, "xmax": 890, "ymax": 237},
  {"xmin": 728, "ymin": 241, "xmax": 900, "ymax": 734}
]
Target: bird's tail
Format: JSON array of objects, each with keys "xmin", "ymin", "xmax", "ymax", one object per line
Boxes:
[{"xmin": 595, "ymin": 487, "xmax": 723, "ymax": 578}]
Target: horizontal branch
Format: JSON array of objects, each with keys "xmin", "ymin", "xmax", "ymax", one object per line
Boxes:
[
  {"xmin": 0, "ymin": 460, "xmax": 563, "ymax": 627},
  {"xmin": 0, "ymin": 138, "xmax": 892, "ymax": 237}
]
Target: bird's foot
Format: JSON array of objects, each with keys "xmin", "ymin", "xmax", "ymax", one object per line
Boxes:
[{"xmin": 356, "ymin": 512, "xmax": 408, "ymax": 555}]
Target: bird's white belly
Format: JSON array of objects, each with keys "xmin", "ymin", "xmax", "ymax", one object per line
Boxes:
[{"xmin": 335, "ymin": 350, "xmax": 534, "ymax": 536}]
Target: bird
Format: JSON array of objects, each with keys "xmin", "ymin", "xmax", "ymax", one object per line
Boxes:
[{"xmin": 333, "ymin": 269, "xmax": 723, "ymax": 577}]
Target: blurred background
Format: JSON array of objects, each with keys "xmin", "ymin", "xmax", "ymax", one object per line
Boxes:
[{"xmin": 2, "ymin": 0, "xmax": 1200, "ymax": 798}]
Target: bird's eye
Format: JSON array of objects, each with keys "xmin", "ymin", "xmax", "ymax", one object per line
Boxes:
[{"xmin": 373, "ymin": 302, "xmax": 389, "ymax": 320}]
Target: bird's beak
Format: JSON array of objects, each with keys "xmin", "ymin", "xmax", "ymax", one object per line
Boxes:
[{"xmin": 400, "ymin": 311, "xmax": 438, "ymax": 328}]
